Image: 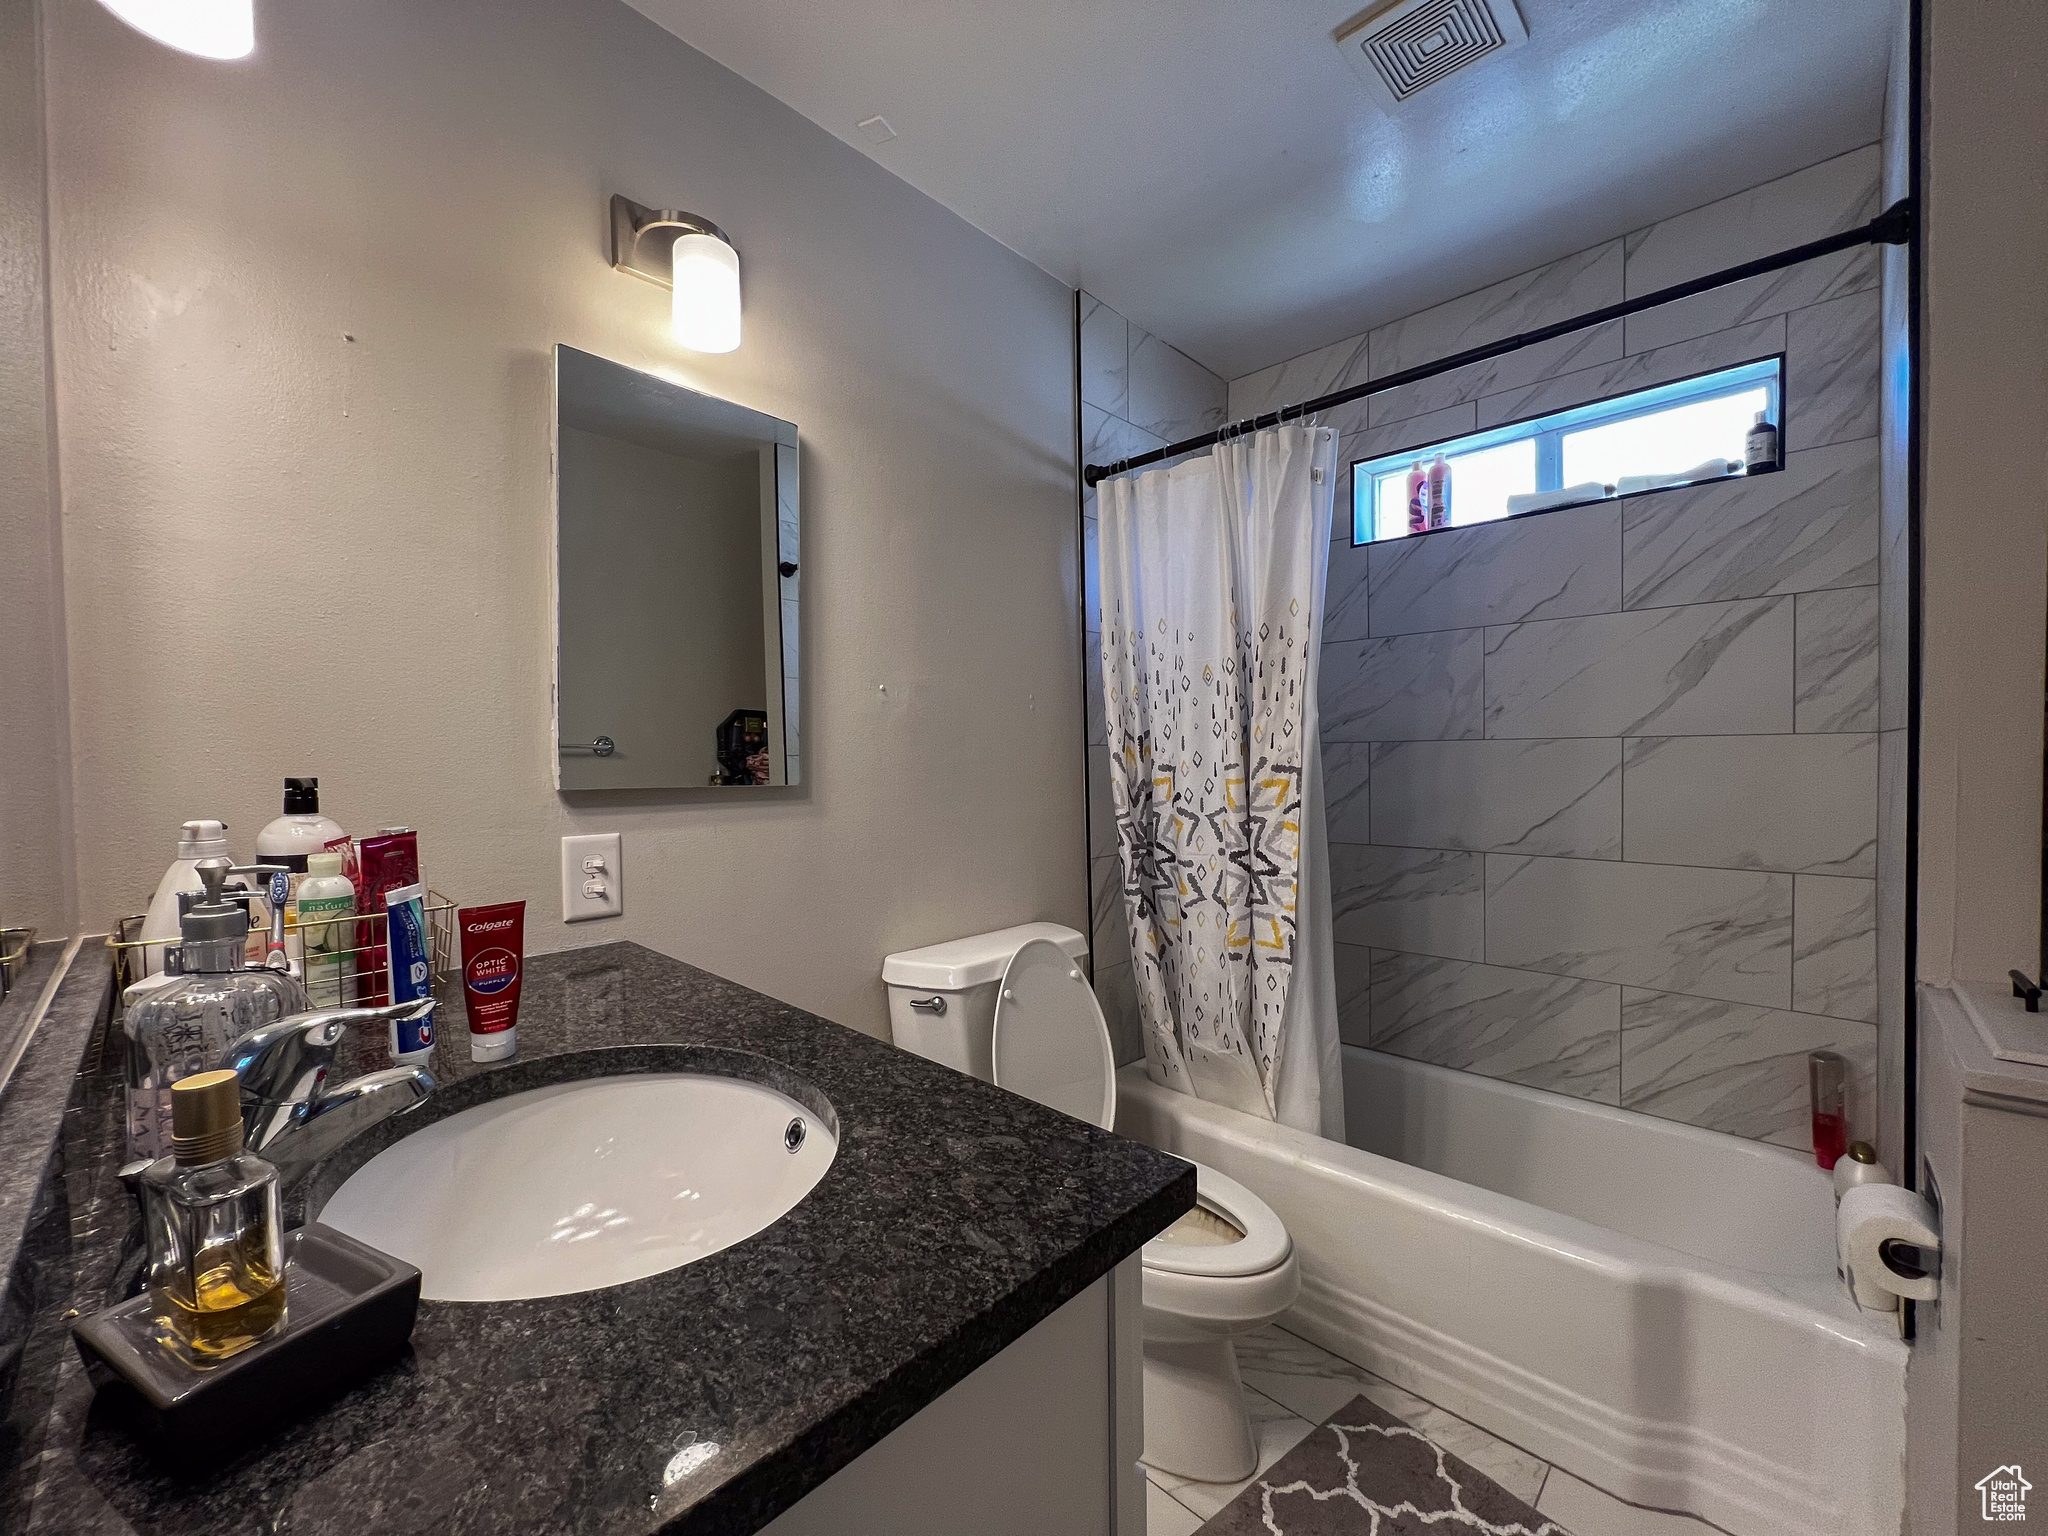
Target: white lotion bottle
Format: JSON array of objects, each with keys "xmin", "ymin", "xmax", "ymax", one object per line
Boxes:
[
  {"xmin": 297, "ymin": 851, "xmax": 357, "ymax": 1008},
  {"xmin": 139, "ymin": 820, "xmax": 231, "ymax": 977},
  {"xmin": 1833, "ymin": 1140, "xmax": 1893, "ymax": 1205},
  {"xmin": 255, "ymin": 777, "xmax": 347, "ymax": 969}
]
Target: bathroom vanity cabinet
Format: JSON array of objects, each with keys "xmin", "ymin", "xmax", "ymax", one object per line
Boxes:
[
  {"xmin": 763, "ymin": 1259, "xmax": 1145, "ymax": 1534},
  {"xmin": 1908, "ymin": 984, "xmax": 2048, "ymax": 1536},
  {"xmin": 0, "ymin": 943, "xmax": 1187, "ymax": 1535}
]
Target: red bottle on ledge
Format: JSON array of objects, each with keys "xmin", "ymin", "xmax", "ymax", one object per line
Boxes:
[{"xmin": 1809, "ymin": 1050, "xmax": 1849, "ymax": 1169}]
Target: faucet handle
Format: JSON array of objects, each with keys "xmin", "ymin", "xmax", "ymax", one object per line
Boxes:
[
  {"xmin": 220, "ymin": 999, "xmax": 438, "ymax": 1173},
  {"xmin": 221, "ymin": 1000, "xmax": 437, "ymax": 1102}
]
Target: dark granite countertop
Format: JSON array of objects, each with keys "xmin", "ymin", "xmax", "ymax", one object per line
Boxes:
[{"xmin": 3, "ymin": 941, "xmax": 1194, "ymax": 1534}]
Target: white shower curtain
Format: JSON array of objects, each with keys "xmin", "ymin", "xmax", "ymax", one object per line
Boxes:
[{"xmin": 1097, "ymin": 424, "xmax": 1345, "ymax": 1139}]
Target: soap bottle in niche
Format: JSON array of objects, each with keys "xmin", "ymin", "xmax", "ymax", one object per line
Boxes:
[
  {"xmin": 123, "ymin": 859, "xmax": 306, "ymax": 1161},
  {"xmin": 1744, "ymin": 410, "xmax": 1781, "ymax": 474},
  {"xmin": 140, "ymin": 1069, "xmax": 286, "ymax": 1362},
  {"xmin": 1426, "ymin": 453, "xmax": 1451, "ymax": 529},
  {"xmin": 1405, "ymin": 460, "xmax": 1427, "ymax": 534}
]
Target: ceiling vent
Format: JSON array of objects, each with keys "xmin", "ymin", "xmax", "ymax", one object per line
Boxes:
[{"xmin": 1334, "ymin": 0, "xmax": 1529, "ymax": 110}]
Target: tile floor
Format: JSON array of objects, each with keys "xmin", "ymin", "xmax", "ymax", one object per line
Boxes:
[{"xmin": 1141, "ymin": 1323, "xmax": 1733, "ymax": 1536}]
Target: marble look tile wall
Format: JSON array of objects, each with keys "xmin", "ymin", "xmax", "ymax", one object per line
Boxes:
[
  {"xmin": 1229, "ymin": 146, "xmax": 1886, "ymax": 1148},
  {"xmin": 1078, "ymin": 293, "xmax": 1229, "ymax": 1064}
]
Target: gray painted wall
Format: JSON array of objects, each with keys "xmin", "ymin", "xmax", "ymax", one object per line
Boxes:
[
  {"xmin": 33, "ymin": 0, "xmax": 1082, "ymax": 1039},
  {"xmin": 0, "ymin": 0, "xmax": 76, "ymax": 941}
]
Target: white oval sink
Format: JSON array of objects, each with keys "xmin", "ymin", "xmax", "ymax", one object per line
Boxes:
[{"xmin": 318, "ymin": 1073, "xmax": 837, "ymax": 1302}]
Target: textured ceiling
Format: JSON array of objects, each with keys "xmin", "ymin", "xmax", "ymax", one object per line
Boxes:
[{"xmin": 626, "ymin": 0, "xmax": 1892, "ymax": 378}]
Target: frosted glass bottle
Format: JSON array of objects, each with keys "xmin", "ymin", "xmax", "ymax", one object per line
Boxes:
[
  {"xmin": 124, "ymin": 898, "xmax": 302, "ymax": 1162},
  {"xmin": 140, "ymin": 1069, "xmax": 286, "ymax": 1362}
]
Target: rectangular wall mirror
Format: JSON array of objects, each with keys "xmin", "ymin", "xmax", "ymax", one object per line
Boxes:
[{"xmin": 553, "ymin": 345, "xmax": 799, "ymax": 790}]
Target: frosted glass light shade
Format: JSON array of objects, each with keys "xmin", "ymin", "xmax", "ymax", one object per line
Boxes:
[
  {"xmin": 96, "ymin": 0, "xmax": 254, "ymax": 58},
  {"xmin": 670, "ymin": 233, "xmax": 741, "ymax": 354}
]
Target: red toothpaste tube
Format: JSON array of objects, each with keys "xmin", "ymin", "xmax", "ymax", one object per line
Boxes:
[
  {"xmin": 356, "ymin": 830, "xmax": 420, "ymax": 1006},
  {"xmin": 459, "ymin": 901, "xmax": 525, "ymax": 1062}
]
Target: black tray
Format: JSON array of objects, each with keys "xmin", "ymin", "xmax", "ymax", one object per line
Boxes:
[{"xmin": 73, "ymin": 1222, "xmax": 420, "ymax": 1454}]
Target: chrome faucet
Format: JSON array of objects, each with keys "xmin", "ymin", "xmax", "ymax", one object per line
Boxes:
[{"xmin": 217, "ymin": 1000, "xmax": 437, "ymax": 1184}]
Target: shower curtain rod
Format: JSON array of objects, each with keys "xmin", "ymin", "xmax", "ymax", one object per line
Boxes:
[{"xmin": 1084, "ymin": 198, "xmax": 1914, "ymax": 486}]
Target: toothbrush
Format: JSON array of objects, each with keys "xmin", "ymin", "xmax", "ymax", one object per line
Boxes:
[{"xmin": 265, "ymin": 868, "xmax": 293, "ymax": 973}]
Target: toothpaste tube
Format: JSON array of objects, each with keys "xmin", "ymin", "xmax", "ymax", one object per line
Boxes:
[
  {"xmin": 383, "ymin": 882, "xmax": 435, "ymax": 1065},
  {"xmin": 458, "ymin": 901, "xmax": 525, "ymax": 1062},
  {"xmin": 356, "ymin": 829, "xmax": 419, "ymax": 1005}
]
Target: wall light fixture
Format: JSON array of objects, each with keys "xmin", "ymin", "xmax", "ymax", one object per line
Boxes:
[
  {"xmin": 95, "ymin": 0, "xmax": 254, "ymax": 59},
  {"xmin": 610, "ymin": 196, "xmax": 742, "ymax": 354}
]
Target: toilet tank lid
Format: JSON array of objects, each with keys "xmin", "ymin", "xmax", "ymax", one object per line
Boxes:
[{"xmin": 883, "ymin": 923, "xmax": 1088, "ymax": 989}]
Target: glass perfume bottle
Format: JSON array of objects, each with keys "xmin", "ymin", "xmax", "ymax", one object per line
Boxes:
[
  {"xmin": 140, "ymin": 1069, "xmax": 287, "ymax": 1363},
  {"xmin": 124, "ymin": 858, "xmax": 305, "ymax": 1161}
]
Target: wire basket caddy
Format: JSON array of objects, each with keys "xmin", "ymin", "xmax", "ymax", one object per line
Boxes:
[
  {"xmin": 107, "ymin": 895, "xmax": 460, "ymax": 1014},
  {"xmin": 0, "ymin": 926, "xmax": 37, "ymax": 997}
]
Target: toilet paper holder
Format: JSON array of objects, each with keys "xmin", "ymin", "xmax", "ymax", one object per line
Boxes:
[{"xmin": 1877, "ymin": 1236, "xmax": 1936, "ymax": 1285}]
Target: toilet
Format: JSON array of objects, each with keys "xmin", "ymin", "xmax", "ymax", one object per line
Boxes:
[{"xmin": 883, "ymin": 922, "xmax": 1299, "ymax": 1483}]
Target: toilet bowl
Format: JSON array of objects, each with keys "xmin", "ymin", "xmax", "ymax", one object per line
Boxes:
[
  {"xmin": 1138, "ymin": 1162, "xmax": 1299, "ymax": 1481},
  {"xmin": 882, "ymin": 923, "xmax": 1299, "ymax": 1484}
]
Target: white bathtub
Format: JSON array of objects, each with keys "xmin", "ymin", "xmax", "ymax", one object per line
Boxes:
[{"xmin": 1115, "ymin": 1048, "xmax": 1907, "ymax": 1536}]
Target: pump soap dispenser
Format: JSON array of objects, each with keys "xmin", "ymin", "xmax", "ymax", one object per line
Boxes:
[{"xmin": 123, "ymin": 858, "xmax": 307, "ymax": 1162}]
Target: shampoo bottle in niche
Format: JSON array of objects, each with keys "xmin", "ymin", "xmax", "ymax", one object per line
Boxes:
[
  {"xmin": 139, "ymin": 820, "xmax": 231, "ymax": 977},
  {"xmin": 1744, "ymin": 411, "xmax": 1780, "ymax": 473},
  {"xmin": 1404, "ymin": 460, "xmax": 1427, "ymax": 535},
  {"xmin": 138, "ymin": 1069, "xmax": 286, "ymax": 1362},
  {"xmin": 1426, "ymin": 453, "xmax": 1451, "ymax": 529},
  {"xmin": 256, "ymin": 778, "xmax": 348, "ymax": 968}
]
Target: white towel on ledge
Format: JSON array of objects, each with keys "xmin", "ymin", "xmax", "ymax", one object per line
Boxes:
[
  {"xmin": 1506, "ymin": 481, "xmax": 1610, "ymax": 517},
  {"xmin": 1615, "ymin": 459, "xmax": 1743, "ymax": 496}
]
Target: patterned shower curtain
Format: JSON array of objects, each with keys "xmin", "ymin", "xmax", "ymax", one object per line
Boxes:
[{"xmin": 1097, "ymin": 424, "xmax": 1344, "ymax": 1134}]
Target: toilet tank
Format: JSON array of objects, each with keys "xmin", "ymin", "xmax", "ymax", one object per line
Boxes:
[{"xmin": 882, "ymin": 922, "xmax": 1089, "ymax": 1083}]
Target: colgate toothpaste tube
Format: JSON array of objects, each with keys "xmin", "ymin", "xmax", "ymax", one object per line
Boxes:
[{"xmin": 458, "ymin": 901, "xmax": 525, "ymax": 1062}]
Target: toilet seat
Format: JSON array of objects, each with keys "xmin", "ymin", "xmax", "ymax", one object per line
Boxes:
[
  {"xmin": 986, "ymin": 938, "xmax": 1291, "ymax": 1295},
  {"xmin": 990, "ymin": 938, "xmax": 1118, "ymax": 1132},
  {"xmin": 1143, "ymin": 1162, "xmax": 1291, "ymax": 1278}
]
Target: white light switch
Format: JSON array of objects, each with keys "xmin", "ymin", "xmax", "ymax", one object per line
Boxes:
[{"xmin": 562, "ymin": 833, "xmax": 623, "ymax": 922}]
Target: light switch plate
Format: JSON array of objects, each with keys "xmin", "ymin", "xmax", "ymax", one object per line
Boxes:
[{"xmin": 561, "ymin": 833, "xmax": 623, "ymax": 922}]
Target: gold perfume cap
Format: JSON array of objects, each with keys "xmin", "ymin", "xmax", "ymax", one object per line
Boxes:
[{"xmin": 171, "ymin": 1069, "xmax": 244, "ymax": 1166}]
